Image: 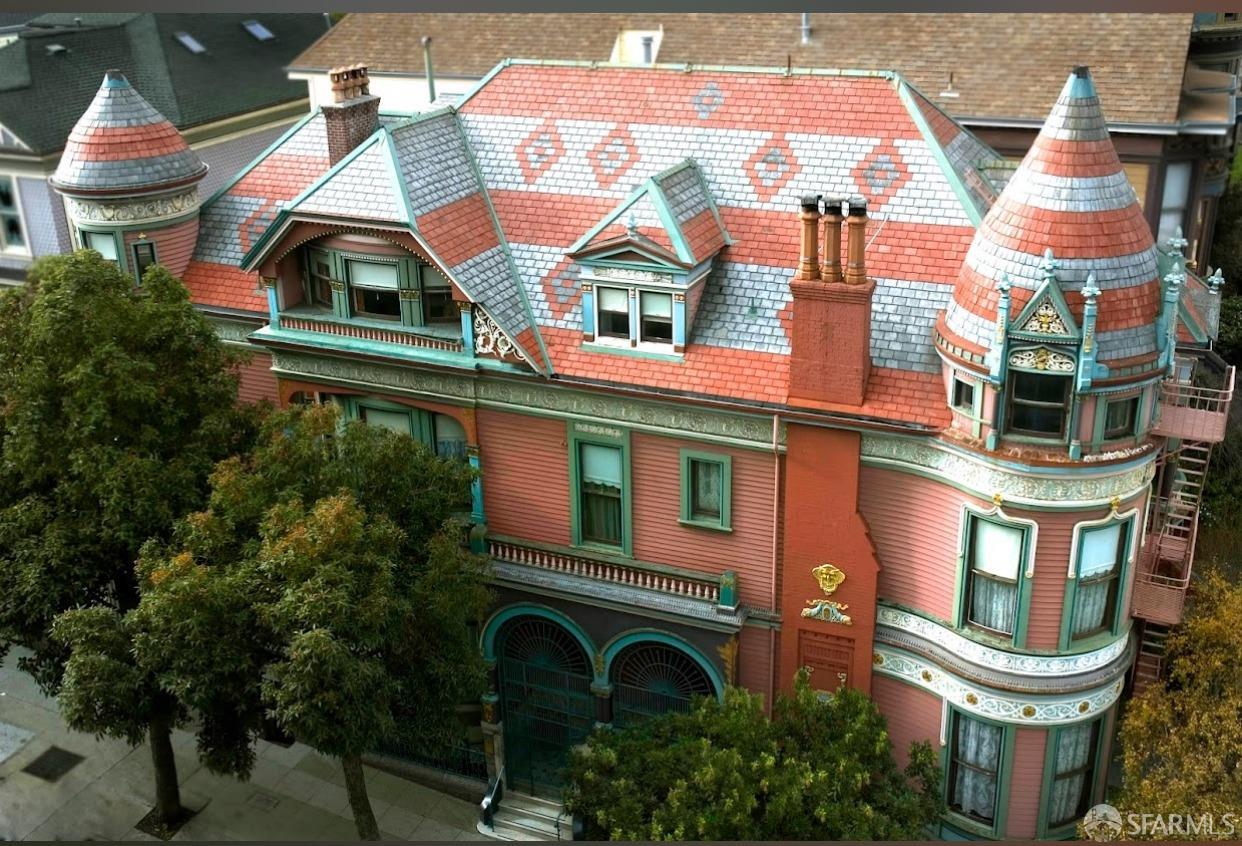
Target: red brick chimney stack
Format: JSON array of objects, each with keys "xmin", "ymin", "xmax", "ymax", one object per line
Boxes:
[
  {"xmin": 796, "ymin": 194, "xmax": 822, "ymax": 281},
  {"xmin": 820, "ymin": 198, "xmax": 844, "ymax": 283},
  {"xmin": 323, "ymin": 63, "xmax": 380, "ymax": 166},
  {"xmin": 844, "ymin": 197, "xmax": 868, "ymax": 284},
  {"xmin": 786, "ymin": 196, "xmax": 875, "ymax": 408}
]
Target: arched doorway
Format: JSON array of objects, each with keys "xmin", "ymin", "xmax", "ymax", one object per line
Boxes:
[
  {"xmin": 497, "ymin": 616, "xmax": 595, "ymax": 797},
  {"xmin": 610, "ymin": 640, "xmax": 717, "ymax": 728}
]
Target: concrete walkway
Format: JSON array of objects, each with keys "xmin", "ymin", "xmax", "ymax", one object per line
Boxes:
[{"xmin": 0, "ymin": 649, "xmax": 488, "ymax": 841}]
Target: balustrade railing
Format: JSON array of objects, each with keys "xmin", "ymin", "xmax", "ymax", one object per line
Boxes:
[
  {"xmin": 281, "ymin": 314, "xmax": 464, "ymax": 353},
  {"xmin": 488, "ymin": 537, "xmax": 734, "ymax": 607}
]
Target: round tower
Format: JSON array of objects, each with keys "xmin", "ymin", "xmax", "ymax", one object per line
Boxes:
[
  {"xmin": 937, "ymin": 66, "xmax": 1166, "ymax": 459},
  {"xmin": 51, "ymin": 69, "xmax": 208, "ymax": 282}
]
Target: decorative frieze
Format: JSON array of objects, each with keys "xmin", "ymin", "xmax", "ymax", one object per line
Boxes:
[
  {"xmin": 474, "ymin": 306, "xmax": 532, "ymax": 367},
  {"xmin": 861, "ymin": 434, "xmax": 1155, "ymax": 506},
  {"xmin": 268, "ymin": 348, "xmax": 779, "ymax": 448},
  {"xmin": 1009, "ymin": 346, "xmax": 1075, "ymax": 372},
  {"xmin": 67, "ymin": 187, "xmax": 199, "ymax": 226},
  {"xmin": 877, "ymin": 607, "xmax": 1129, "ymax": 677},
  {"xmin": 873, "ymin": 645, "xmax": 1124, "ymax": 726},
  {"xmin": 590, "ymin": 266, "xmax": 673, "ymax": 285}
]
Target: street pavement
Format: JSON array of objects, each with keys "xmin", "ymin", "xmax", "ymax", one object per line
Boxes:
[{"xmin": 0, "ymin": 648, "xmax": 488, "ymax": 841}]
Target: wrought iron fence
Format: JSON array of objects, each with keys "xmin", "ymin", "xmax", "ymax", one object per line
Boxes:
[{"xmin": 377, "ymin": 735, "xmax": 489, "ymax": 782}]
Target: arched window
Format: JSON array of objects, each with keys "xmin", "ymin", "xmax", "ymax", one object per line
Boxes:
[{"xmin": 610, "ymin": 640, "xmax": 715, "ymax": 727}]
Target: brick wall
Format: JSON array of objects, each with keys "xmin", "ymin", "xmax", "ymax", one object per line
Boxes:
[{"xmin": 323, "ymin": 96, "xmax": 380, "ymax": 166}]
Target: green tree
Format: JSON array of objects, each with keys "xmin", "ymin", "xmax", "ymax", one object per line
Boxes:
[
  {"xmin": 133, "ymin": 403, "xmax": 491, "ymax": 840},
  {"xmin": 565, "ymin": 669, "xmax": 941, "ymax": 841},
  {"xmin": 0, "ymin": 252, "xmax": 257, "ymax": 826},
  {"xmin": 1112, "ymin": 569, "xmax": 1242, "ymax": 840}
]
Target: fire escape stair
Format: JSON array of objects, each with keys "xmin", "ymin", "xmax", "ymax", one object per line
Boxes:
[{"xmin": 1132, "ymin": 623, "xmax": 1171, "ymax": 696}]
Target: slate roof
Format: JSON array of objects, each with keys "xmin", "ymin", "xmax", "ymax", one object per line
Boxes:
[
  {"xmin": 0, "ymin": 13, "xmax": 326, "ymax": 155},
  {"xmin": 291, "ymin": 13, "xmax": 1194, "ymax": 127},
  {"xmin": 187, "ymin": 62, "xmax": 1005, "ymax": 426},
  {"xmin": 941, "ymin": 67, "xmax": 1162, "ymax": 372},
  {"xmin": 52, "ymin": 70, "xmax": 206, "ymax": 195}
]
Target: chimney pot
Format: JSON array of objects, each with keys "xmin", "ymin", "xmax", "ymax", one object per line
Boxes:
[
  {"xmin": 797, "ymin": 195, "xmax": 822, "ymax": 281},
  {"xmin": 820, "ymin": 197, "xmax": 844, "ymax": 283},
  {"xmin": 845, "ymin": 198, "xmax": 868, "ymax": 284}
]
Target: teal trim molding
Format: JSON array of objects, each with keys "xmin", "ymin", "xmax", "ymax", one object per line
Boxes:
[
  {"xmin": 678, "ymin": 448, "xmax": 732, "ymax": 531},
  {"xmin": 480, "ymin": 603, "xmax": 599, "ymax": 682},
  {"xmin": 941, "ymin": 705, "xmax": 1016, "ymax": 839}
]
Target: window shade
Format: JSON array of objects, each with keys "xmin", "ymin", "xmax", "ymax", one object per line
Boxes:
[
  {"xmin": 641, "ymin": 291, "xmax": 672, "ymax": 318},
  {"xmin": 85, "ymin": 231, "xmax": 118, "ymax": 261},
  {"xmin": 598, "ymin": 287, "xmax": 628, "ymax": 311},
  {"xmin": 972, "ymin": 519, "xmax": 1023, "ymax": 580},
  {"xmin": 581, "ymin": 443, "xmax": 623, "ymax": 488},
  {"xmin": 362, "ymin": 407, "xmax": 411, "ymax": 434},
  {"xmin": 1079, "ymin": 523, "xmax": 1122, "ymax": 578},
  {"xmin": 422, "ymin": 265, "xmax": 451, "ymax": 289},
  {"xmin": 348, "ymin": 260, "xmax": 399, "ymax": 289}
]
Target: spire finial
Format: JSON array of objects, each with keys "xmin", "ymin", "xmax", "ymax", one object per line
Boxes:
[
  {"xmin": 1207, "ymin": 266, "xmax": 1225, "ymax": 293},
  {"xmin": 626, "ymin": 211, "xmax": 638, "ymax": 237},
  {"xmin": 1165, "ymin": 226, "xmax": 1189, "ymax": 257},
  {"xmin": 1082, "ymin": 271, "xmax": 1100, "ymax": 300},
  {"xmin": 998, "ymin": 272, "xmax": 1012, "ymax": 294},
  {"xmin": 1040, "ymin": 247, "xmax": 1059, "ymax": 282}
]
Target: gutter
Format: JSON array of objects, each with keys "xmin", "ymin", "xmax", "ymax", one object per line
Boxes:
[{"xmin": 958, "ymin": 115, "xmax": 1233, "ymax": 136}]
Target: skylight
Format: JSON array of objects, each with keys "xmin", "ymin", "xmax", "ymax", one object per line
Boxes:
[
  {"xmin": 242, "ymin": 19, "xmax": 274, "ymax": 41},
  {"xmin": 174, "ymin": 31, "xmax": 205, "ymax": 54}
]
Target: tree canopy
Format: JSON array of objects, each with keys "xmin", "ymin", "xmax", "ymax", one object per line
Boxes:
[
  {"xmin": 565, "ymin": 670, "xmax": 941, "ymax": 841},
  {"xmin": 1112, "ymin": 569, "xmax": 1242, "ymax": 840}
]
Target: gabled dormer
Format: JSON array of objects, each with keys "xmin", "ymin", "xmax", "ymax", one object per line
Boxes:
[{"xmin": 567, "ymin": 160, "xmax": 729, "ymax": 355}]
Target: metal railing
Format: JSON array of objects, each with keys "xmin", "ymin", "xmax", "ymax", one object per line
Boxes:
[
  {"xmin": 1160, "ymin": 364, "xmax": 1235, "ymax": 413},
  {"xmin": 480, "ymin": 766, "xmax": 505, "ymax": 829},
  {"xmin": 488, "ymin": 537, "xmax": 725, "ymax": 604},
  {"xmin": 378, "ymin": 737, "xmax": 488, "ymax": 783}
]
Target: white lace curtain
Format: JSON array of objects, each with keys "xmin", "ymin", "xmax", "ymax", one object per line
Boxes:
[
  {"xmin": 968, "ymin": 518, "xmax": 1023, "ymax": 635},
  {"xmin": 1048, "ymin": 722, "xmax": 1095, "ymax": 826},
  {"xmin": 952, "ymin": 715, "xmax": 1002, "ymax": 823},
  {"xmin": 1072, "ymin": 523, "xmax": 1123, "ymax": 637}
]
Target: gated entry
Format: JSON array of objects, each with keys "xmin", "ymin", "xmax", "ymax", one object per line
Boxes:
[
  {"xmin": 497, "ymin": 617, "xmax": 595, "ymax": 797},
  {"xmin": 611, "ymin": 641, "xmax": 716, "ymax": 728}
]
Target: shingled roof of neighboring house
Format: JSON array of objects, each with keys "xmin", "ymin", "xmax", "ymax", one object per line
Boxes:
[
  {"xmin": 188, "ymin": 61, "xmax": 1018, "ymax": 426},
  {"xmin": 0, "ymin": 13, "xmax": 327, "ymax": 155},
  {"xmin": 290, "ymin": 13, "xmax": 1194, "ymax": 127}
]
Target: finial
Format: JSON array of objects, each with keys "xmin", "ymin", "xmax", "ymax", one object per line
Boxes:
[
  {"xmin": 992, "ymin": 493, "xmax": 1004, "ymax": 507},
  {"xmin": 626, "ymin": 212, "xmax": 638, "ymax": 237},
  {"xmin": 998, "ymin": 272, "xmax": 1012, "ymax": 294},
  {"xmin": 1164, "ymin": 266, "xmax": 1185, "ymax": 293},
  {"xmin": 1207, "ymin": 266, "xmax": 1225, "ymax": 293},
  {"xmin": 1082, "ymin": 271, "xmax": 1100, "ymax": 301},
  {"xmin": 1165, "ymin": 226, "xmax": 1189, "ymax": 256},
  {"xmin": 1040, "ymin": 247, "xmax": 1059, "ymax": 282}
]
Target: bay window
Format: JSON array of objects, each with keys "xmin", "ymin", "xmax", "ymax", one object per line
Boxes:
[
  {"xmin": 1007, "ymin": 370, "xmax": 1071, "ymax": 437},
  {"xmin": 82, "ymin": 230, "xmax": 118, "ymax": 265},
  {"xmin": 1103, "ymin": 396, "xmax": 1139, "ymax": 439},
  {"xmin": 947, "ymin": 711, "xmax": 1004, "ymax": 828},
  {"xmin": 963, "ymin": 516, "xmax": 1025, "ymax": 639},
  {"xmin": 131, "ymin": 242, "xmax": 157, "ymax": 283}
]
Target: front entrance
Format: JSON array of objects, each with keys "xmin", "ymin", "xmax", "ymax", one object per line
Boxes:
[{"xmin": 497, "ymin": 617, "xmax": 595, "ymax": 798}]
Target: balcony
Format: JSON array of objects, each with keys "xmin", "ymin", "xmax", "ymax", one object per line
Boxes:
[
  {"xmin": 486, "ymin": 536, "xmax": 741, "ymax": 620},
  {"xmin": 278, "ymin": 308, "xmax": 465, "ymax": 354},
  {"xmin": 1152, "ymin": 355, "xmax": 1234, "ymax": 443},
  {"xmin": 1132, "ymin": 499, "xmax": 1196, "ymax": 626}
]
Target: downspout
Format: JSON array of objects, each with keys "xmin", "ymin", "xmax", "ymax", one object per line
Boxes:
[
  {"xmin": 421, "ymin": 36, "xmax": 437, "ymax": 104},
  {"xmin": 769, "ymin": 412, "xmax": 781, "ymax": 710},
  {"xmin": 800, "ymin": 13, "xmax": 811, "ymax": 45}
]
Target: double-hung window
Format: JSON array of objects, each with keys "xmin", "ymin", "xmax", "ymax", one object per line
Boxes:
[
  {"xmin": 1103, "ymin": 396, "xmax": 1139, "ymax": 440},
  {"xmin": 421, "ymin": 265, "xmax": 456, "ymax": 324},
  {"xmin": 0, "ymin": 176, "xmax": 25, "ymax": 254},
  {"xmin": 307, "ymin": 248, "xmax": 334, "ymax": 308},
  {"xmin": 131, "ymin": 242, "xmax": 156, "ymax": 283},
  {"xmin": 947, "ymin": 711, "xmax": 1004, "ymax": 828},
  {"xmin": 963, "ymin": 516, "xmax": 1024, "ymax": 639},
  {"xmin": 1007, "ymin": 370, "xmax": 1071, "ymax": 437},
  {"xmin": 347, "ymin": 259, "xmax": 401, "ymax": 321},
  {"xmin": 82, "ymin": 230, "xmax": 118, "ymax": 265},
  {"xmin": 579, "ymin": 442, "xmax": 624, "ymax": 548},
  {"xmin": 1045, "ymin": 720, "xmax": 1101, "ymax": 831},
  {"xmin": 639, "ymin": 291, "xmax": 673, "ymax": 344},
  {"xmin": 597, "ymin": 287, "xmax": 630, "ymax": 340},
  {"xmin": 1069, "ymin": 522, "xmax": 1125, "ymax": 641},
  {"xmin": 680, "ymin": 450, "xmax": 731, "ymax": 530}
]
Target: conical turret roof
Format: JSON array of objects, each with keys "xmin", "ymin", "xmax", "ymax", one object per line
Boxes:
[
  {"xmin": 941, "ymin": 66, "xmax": 1161, "ymax": 372},
  {"xmin": 52, "ymin": 70, "xmax": 207, "ymax": 196}
]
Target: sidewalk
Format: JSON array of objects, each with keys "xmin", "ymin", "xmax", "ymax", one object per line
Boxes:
[{"xmin": 0, "ymin": 649, "xmax": 488, "ymax": 841}]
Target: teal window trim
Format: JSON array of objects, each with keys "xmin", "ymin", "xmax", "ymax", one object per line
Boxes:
[
  {"xmin": 1004, "ymin": 351, "xmax": 1077, "ymax": 443},
  {"xmin": 953, "ymin": 508, "xmax": 1036, "ymax": 649},
  {"xmin": 341, "ymin": 395, "xmax": 435, "ymax": 447},
  {"xmin": 299, "ymin": 246, "xmax": 458, "ymax": 332},
  {"xmin": 1058, "ymin": 513, "xmax": 1136, "ymax": 651},
  {"xmin": 586, "ymin": 277, "xmax": 684, "ymax": 355},
  {"xmin": 1096, "ymin": 393, "xmax": 1142, "ymax": 443},
  {"xmin": 942, "ymin": 706, "xmax": 1015, "ymax": 839},
  {"xmin": 568, "ymin": 423, "xmax": 632, "ymax": 557},
  {"xmin": 1036, "ymin": 716, "xmax": 1107, "ymax": 838},
  {"xmin": 78, "ymin": 226, "xmax": 127, "ymax": 273},
  {"xmin": 678, "ymin": 448, "xmax": 732, "ymax": 532}
]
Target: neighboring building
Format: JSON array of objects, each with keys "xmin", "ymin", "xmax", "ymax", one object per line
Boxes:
[
  {"xmin": 54, "ymin": 58, "xmax": 1234, "ymax": 840},
  {"xmin": 0, "ymin": 12, "xmax": 330, "ymax": 280},
  {"xmin": 289, "ymin": 12, "xmax": 1240, "ymax": 275}
]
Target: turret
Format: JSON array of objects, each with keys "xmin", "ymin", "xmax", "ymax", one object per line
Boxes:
[{"xmin": 50, "ymin": 70, "xmax": 207, "ymax": 282}]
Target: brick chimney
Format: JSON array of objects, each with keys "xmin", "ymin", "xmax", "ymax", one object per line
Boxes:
[
  {"xmin": 323, "ymin": 63, "xmax": 380, "ymax": 166},
  {"xmin": 787, "ymin": 196, "xmax": 875, "ymax": 407}
]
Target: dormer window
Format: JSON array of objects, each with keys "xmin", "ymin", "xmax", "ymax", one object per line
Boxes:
[
  {"xmin": 346, "ymin": 259, "xmax": 401, "ymax": 321},
  {"xmin": 1007, "ymin": 370, "xmax": 1071, "ymax": 437},
  {"xmin": 597, "ymin": 287, "xmax": 630, "ymax": 340},
  {"xmin": 421, "ymin": 266, "xmax": 456, "ymax": 324}
]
